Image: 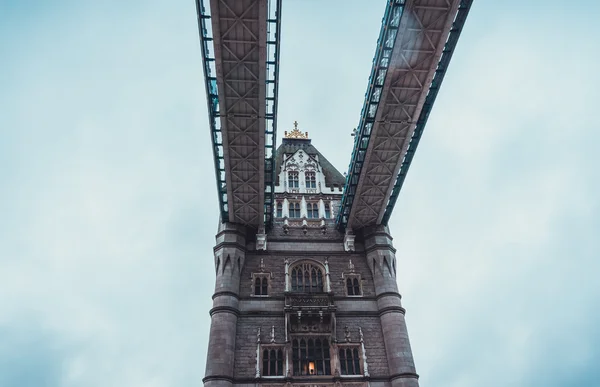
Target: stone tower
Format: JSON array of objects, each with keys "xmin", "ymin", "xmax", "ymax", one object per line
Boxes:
[{"xmin": 204, "ymin": 124, "xmax": 419, "ymax": 387}]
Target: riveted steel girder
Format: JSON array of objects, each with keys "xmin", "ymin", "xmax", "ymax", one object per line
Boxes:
[
  {"xmin": 338, "ymin": 0, "xmax": 472, "ymax": 231},
  {"xmin": 196, "ymin": 0, "xmax": 282, "ymax": 228}
]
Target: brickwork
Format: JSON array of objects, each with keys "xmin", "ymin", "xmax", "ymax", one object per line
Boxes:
[{"xmin": 204, "ymin": 139, "xmax": 419, "ymax": 387}]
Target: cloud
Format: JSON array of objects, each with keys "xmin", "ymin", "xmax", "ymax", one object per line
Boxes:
[{"xmin": 1, "ymin": 0, "xmax": 599, "ymax": 386}]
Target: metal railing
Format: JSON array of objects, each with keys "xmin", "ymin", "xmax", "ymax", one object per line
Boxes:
[
  {"xmin": 195, "ymin": 0, "xmax": 229, "ymax": 221},
  {"xmin": 264, "ymin": 0, "xmax": 283, "ymax": 229},
  {"xmin": 380, "ymin": 0, "xmax": 473, "ymax": 224},
  {"xmin": 337, "ymin": 0, "xmax": 406, "ymax": 230}
]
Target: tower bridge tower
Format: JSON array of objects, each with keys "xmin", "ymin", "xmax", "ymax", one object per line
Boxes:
[{"xmin": 204, "ymin": 124, "xmax": 419, "ymax": 387}]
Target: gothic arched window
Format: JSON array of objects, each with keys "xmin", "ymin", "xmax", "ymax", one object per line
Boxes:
[
  {"xmin": 324, "ymin": 203, "xmax": 331, "ymax": 219},
  {"xmin": 276, "ymin": 202, "xmax": 282, "ymax": 218},
  {"xmin": 305, "ymin": 171, "xmax": 316, "ymax": 188},
  {"xmin": 288, "ymin": 171, "xmax": 299, "ymax": 188},
  {"xmin": 289, "ymin": 202, "xmax": 300, "ymax": 218},
  {"xmin": 339, "ymin": 347, "xmax": 361, "ymax": 375},
  {"xmin": 292, "ymin": 338, "xmax": 331, "ymax": 376},
  {"xmin": 307, "ymin": 203, "xmax": 318, "ymax": 218},
  {"xmin": 291, "ymin": 262, "xmax": 324, "ymax": 293},
  {"xmin": 262, "ymin": 348, "xmax": 284, "ymax": 376}
]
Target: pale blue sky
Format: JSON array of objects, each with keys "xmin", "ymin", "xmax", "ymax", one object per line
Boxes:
[{"xmin": 1, "ymin": 1, "xmax": 599, "ymax": 386}]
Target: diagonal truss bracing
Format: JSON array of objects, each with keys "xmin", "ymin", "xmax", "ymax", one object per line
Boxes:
[
  {"xmin": 337, "ymin": 0, "xmax": 472, "ymax": 231},
  {"xmin": 195, "ymin": 0, "xmax": 281, "ymax": 228}
]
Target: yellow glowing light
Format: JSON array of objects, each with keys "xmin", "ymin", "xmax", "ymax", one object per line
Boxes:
[{"xmin": 308, "ymin": 361, "xmax": 315, "ymax": 375}]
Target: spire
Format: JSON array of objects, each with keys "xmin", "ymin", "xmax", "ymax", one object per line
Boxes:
[{"xmin": 284, "ymin": 120, "xmax": 309, "ymax": 139}]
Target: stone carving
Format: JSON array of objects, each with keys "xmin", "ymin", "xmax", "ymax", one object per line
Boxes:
[
  {"xmin": 287, "ymin": 294, "xmax": 330, "ymax": 307},
  {"xmin": 284, "ymin": 120, "xmax": 309, "ymax": 139},
  {"xmin": 271, "ymin": 325, "xmax": 275, "ymax": 343},
  {"xmin": 256, "ymin": 227, "xmax": 267, "ymax": 251},
  {"xmin": 255, "ymin": 327, "xmax": 261, "ymax": 378},
  {"xmin": 359, "ymin": 327, "xmax": 370, "ymax": 377},
  {"xmin": 344, "ymin": 231, "xmax": 356, "ymax": 252}
]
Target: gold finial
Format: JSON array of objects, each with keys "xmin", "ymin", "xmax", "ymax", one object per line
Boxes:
[{"xmin": 284, "ymin": 120, "xmax": 309, "ymax": 139}]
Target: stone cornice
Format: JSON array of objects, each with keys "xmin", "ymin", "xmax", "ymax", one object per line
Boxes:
[
  {"xmin": 209, "ymin": 305, "xmax": 240, "ymax": 317},
  {"xmin": 213, "ymin": 241, "xmax": 247, "ymax": 252},
  {"xmin": 389, "ymin": 372, "xmax": 420, "ymax": 381},
  {"xmin": 375, "ymin": 291, "xmax": 402, "ymax": 301},
  {"xmin": 378, "ymin": 306, "xmax": 406, "ymax": 316},
  {"xmin": 212, "ymin": 291, "xmax": 240, "ymax": 300},
  {"xmin": 364, "ymin": 243, "xmax": 397, "ymax": 254}
]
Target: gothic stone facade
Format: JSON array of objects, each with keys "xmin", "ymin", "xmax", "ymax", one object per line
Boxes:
[{"xmin": 204, "ymin": 136, "xmax": 419, "ymax": 387}]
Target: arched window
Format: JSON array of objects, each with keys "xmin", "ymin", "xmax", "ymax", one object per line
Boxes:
[
  {"xmin": 291, "ymin": 262, "xmax": 324, "ymax": 293},
  {"xmin": 307, "ymin": 203, "xmax": 318, "ymax": 218},
  {"xmin": 288, "ymin": 171, "xmax": 299, "ymax": 188},
  {"xmin": 262, "ymin": 348, "xmax": 284, "ymax": 376},
  {"xmin": 305, "ymin": 172, "xmax": 316, "ymax": 188},
  {"xmin": 292, "ymin": 338, "xmax": 331, "ymax": 376},
  {"xmin": 289, "ymin": 202, "xmax": 300, "ymax": 218},
  {"xmin": 324, "ymin": 203, "xmax": 331, "ymax": 218},
  {"xmin": 346, "ymin": 277, "xmax": 361, "ymax": 296},
  {"xmin": 339, "ymin": 347, "xmax": 361, "ymax": 375},
  {"xmin": 276, "ymin": 202, "xmax": 282, "ymax": 217}
]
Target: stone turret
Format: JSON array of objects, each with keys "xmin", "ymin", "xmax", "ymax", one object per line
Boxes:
[{"xmin": 204, "ymin": 124, "xmax": 419, "ymax": 387}]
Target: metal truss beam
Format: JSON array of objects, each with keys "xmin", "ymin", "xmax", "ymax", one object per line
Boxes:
[
  {"xmin": 195, "ymin": 0, "xmax": 282, "ymax": 228},
  {"xmin": 381, "ymin": 0, "xmax": 473, "ymax": 225},
  {"xmin": 337, "ymin": 0, "xmax": 472, "ymax": 231}
]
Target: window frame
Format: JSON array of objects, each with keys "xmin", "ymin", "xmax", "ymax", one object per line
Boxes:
[
  {"xmin": 251, "ymin": 273, "xmax": 271, "ymax": 297},
  {"xmin": 288, "ymin": 202, "xmax": 301, "ymax": 218},
  {"xmin": 290, "ymin": 262, "xmax": 325, "ymax": 293},
  {"xmin": 291, "ymin": 337, "xmax": 331, "ymax": 376},
  {"xmin": 276, "ymin": 201, "xmax": 283, "ymax": 218},
  {"xmin": 324, "ymin": 203, "xmax": 331, "ymax": 219},
  {"xmin": 337, "ymin": 345, "xmax": 362, "ymax": 376},
  {"xmin": 261, "ymin": 346, "xmax": 285, "ymax": 377},
  {"xmin": 306, "ymin": 202, "xmax": 319, "ymax": 219},
  {"xmin": 345, "ymin": 274, "xmax": 362, "ymax": 297},
  {"xmin": 288, "ymin": 171, "xmax": 299, "ymax": 189},
  {"xmin": 305, "ymin": 171, "xmax": 316, "ymax": 189}
]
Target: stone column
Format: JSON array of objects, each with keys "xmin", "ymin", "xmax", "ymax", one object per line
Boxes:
[
  {"xmin": 363, "ymin": 225, "xmax": 419, "ymax": 387},
  {"xmin": 203, "ymin": 222, "xmax": 247, "ymax": 387}
]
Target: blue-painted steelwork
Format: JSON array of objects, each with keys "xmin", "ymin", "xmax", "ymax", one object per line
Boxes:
[
  {"xmin": 195, "ymin": 0, "xmax": 282, "ymax": 227},
  {"xmin": 264, "ymin": 0, "xmax": 283, "ymax": 228},
  {"xmin": 195, "ymin": 0, "xmax": 228, "ymax": 221},
  {"xmin": 336, "ymin": 0, "xmax": 406, "ymax": 229},
  {"xmin": 380, "ymin": 0, "xmax": 473, "ymax": 225}
]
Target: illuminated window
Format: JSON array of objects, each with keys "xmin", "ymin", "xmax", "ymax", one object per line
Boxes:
[
  {"xmin": 305, "ymin": 172, "xmax": 316, "ymax": 188},
  {"xmin": 339, "ymin": 347, "xmax": 361, "ymax": 375},
  {"xmin": 262, "ymin": 348, "xmax": 284, "ymax": 376},
  {"xmin": 292, "ymin": 338, "xmax": 331, "ymax": 376},
  {"xmin": 288, "ymin": 171, "xmax": 299, "ymax": 188},
  {"xmin": 291, "ymin": 262, "xmax": 324, "ymax": 293},
  {"xmin": 307, "ymin": 203, "xmax": 319, "ymax": 218}
]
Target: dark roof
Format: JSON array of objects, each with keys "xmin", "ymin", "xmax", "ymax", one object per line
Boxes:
[{"xmin": 275, "ymin": 138, "xmax": 346, "ymax": 187}]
